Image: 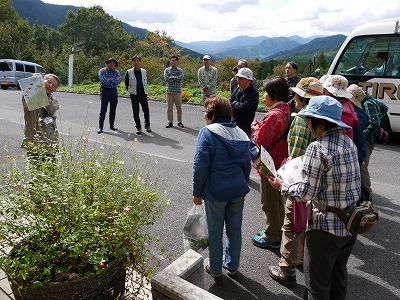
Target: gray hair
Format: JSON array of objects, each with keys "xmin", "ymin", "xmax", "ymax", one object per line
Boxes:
[{"xmin": 44, "ymin": 74, "xmax": 61, "ymax": 87}]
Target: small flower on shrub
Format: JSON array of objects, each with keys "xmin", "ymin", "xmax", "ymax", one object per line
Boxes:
[{"xmin": 182, "ymin": 91, "xmax": 190, "ymax": 102}]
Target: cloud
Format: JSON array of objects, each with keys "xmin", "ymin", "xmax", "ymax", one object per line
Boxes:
[
  {"xmin": 115, "ymin": 9, "xmax": 176, "ymax": 24},
  {"xmin": 201, "ymin": 0, "xmax": 260, "ymax": 13}
]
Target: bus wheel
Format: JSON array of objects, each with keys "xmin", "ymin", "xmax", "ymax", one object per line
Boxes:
[{"xmin": 1, "ymin": 85, "xmax": 9, "ymax": 90}]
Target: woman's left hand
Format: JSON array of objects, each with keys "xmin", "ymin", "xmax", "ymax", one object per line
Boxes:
[
  {"xmin": 267, "ymin": 174, "xmax": 283, "ymax": 191},
  {"xmin": 193, "ymin": 196, "xmax": 202, "ymax": 205}
]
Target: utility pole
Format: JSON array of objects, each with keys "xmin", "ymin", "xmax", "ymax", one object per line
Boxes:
[{"xmin": 68, "ymin": 42, "xmax": 84, "ymax": 87}]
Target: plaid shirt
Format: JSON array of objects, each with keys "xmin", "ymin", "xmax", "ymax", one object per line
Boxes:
[
  {"xmin": 99, "ymin": 67, "xmax": 122, "ymax": 89},
  {"xmin": 287, "ymin": 108, "xmax": 313, "ymax": 159},
  {"xmin": 164, "ymin": 66, "xmax": 184, "ymax": 94},
  {"xmin": 283, "ymin": 127, "xmax": 361, "ymax": 237},
  {"xmin": 362, "ymin": 93, "xmax": 388, "ymax": 144}
]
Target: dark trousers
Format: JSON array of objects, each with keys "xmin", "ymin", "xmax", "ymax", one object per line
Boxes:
[
  {"xmin": 130, "ymin": 93, "xmax": 150, "ymax": 129},
  {"xmin": 303, "ymin": 230, "xmax": 357, "ymax": 300},
  {"xmin": 99, "ymin": 88, "xmax": 118, "ymax": 129}
]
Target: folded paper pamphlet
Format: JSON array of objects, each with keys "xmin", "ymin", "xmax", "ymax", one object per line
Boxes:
[
  {"xmin": 277, "ymin": 155, "xmax": 305, "ymax": 185},
  {"xmin": 252, "ymin": 145, "xmax": 277, "ymax": 177},
  {"xmin": 18, "ymin": 75, "xmax": 49, "ymax": 111}
]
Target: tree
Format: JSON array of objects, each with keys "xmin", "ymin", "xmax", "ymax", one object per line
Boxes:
[{"xmin": 58, "ymin": 6, "xmax": 132, "ymax": 59}]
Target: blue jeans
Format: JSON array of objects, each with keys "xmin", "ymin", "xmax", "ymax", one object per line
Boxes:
[{"xmin": 204, "ymin": 196, "xmax": 245, "ymax": 273}]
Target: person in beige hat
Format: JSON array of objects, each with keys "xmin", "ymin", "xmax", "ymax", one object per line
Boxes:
[
  {"xmin": 268, "ymin": 77, "xmax": 323, "ymax": 288},
  {"xmin": 322, "ymin": 75, "xmax": 358, "ymax": 140}
]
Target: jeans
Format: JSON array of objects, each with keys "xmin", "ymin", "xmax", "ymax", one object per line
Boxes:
[
  {"xmin": 130, "ymin": 93, "xmax": 150, "ymax": 129},
  {"xmin": 204, "ymin": 196, "xmax": 245, "ymax": 273},
  {"xmin": 99, "ymin": 88, "xmax": 118, "ymax": 129}
]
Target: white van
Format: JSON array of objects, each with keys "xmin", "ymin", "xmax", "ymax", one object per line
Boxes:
[
  {"xmin": 0, "ymin": 59, "xmax": 46, "ymax": 90},
  {"xmin": 327, "ymin": 18, "xmax": 400, "ymax": 133}
]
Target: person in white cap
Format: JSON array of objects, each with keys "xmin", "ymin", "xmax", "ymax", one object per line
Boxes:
[
  {"xmin": 268, "ymin": 95, "xmax": 361, "ymax": 300},
  {"xmin": 198, "ymin": 55, "xmax": 218, "ymax": 102},
  {"xmin": 229, "ymin": 67, "xmax": 259, "ymax": 137}
]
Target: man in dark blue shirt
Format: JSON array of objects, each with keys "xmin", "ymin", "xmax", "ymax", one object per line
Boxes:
[
  {"xmin": 98, "ymin": 57, "xmax": 122, "ymax": 134},
  {"xmin": 230, "ymin": 68, "xmax": 259, "ymax": 137}
]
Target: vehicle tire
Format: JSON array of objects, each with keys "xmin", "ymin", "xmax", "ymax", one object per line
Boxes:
[{"xmin": 1, "ymin": 85, "xmax": 9, "ymax": 90}]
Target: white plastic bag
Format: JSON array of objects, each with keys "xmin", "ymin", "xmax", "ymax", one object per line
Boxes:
[{"xmin": 183, "ymin": 205, "xmax": 209, "ymax": 252}]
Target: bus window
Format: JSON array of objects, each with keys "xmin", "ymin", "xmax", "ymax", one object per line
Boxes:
[
  {"xmin": 0, "ymin": 62, "xmax": 12, "ymax": 71},
  {"xmin": 334, "ymin": 36, "xmax": 400, "ymax": 78},
  {"xmin": 37, "ymin": 66, "xmax": 45, "ymax": 74}
]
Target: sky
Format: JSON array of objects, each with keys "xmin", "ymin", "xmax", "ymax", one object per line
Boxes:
[{"xmin": 41, "ymin": 0, "xmax": 400, "ymax": 43}]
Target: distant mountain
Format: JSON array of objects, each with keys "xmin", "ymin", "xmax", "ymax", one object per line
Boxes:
[
  {"xmin": 266, "ymin": 34, "xmax": 347, "ymax": 61},
  {"xmin": 212, "ymin": 37, "xmax": 301, "ymax": 60},
  {"xmin": 11, "ymin": 0, "xmax": 345, "ymax": 62},
  {"xmin": 11, "ymin": 0, "xmax": 148, "ymax": 40},
  {"xmin": 174, "ymin": 35, "xmax": 270, "ymax": 54}
]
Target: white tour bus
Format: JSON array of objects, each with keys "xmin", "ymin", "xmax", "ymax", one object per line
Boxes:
[
  {"xmin": 0, "ymin": 59, "xmax": 45, "ymax": 90},
  {"xmin": 327, "ymin": 18, "xmax": 400, "ymax": 133}
]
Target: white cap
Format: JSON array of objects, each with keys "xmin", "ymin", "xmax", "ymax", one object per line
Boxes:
[
  {"xmin": 202, "ymin": 55, "xmax": 211, "ymax": 60},
  {"xmin": 236, "ymin": 67, "xmax": 253, "ymax": 81}
]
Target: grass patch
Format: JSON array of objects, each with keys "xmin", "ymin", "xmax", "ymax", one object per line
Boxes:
[{"xmin": 57, "ymin": 84, "xmax": 267, "ymax": 110}]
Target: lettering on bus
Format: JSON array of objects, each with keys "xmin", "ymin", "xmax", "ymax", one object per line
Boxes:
[{"xmin": 358, "ymin": 82, "xmax": 399, "ymax": 100}]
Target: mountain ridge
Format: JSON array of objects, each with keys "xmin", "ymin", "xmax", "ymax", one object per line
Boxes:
[{"xmin": 11, "ymin": 0, "xmax": 345, "ymax": 61}]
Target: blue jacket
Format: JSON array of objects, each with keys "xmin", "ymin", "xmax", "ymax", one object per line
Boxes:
[
  {"xmin": 353, "ymin": 107, "xmax": 367, "ymax": 163},
  {"xmin": 193, "ymin": 121, "xmax": 251, "ymax": 202}
]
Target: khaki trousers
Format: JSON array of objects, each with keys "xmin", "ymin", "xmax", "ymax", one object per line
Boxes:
[
  {"xmin": 361, "ymin": 142, "xmax": 374, "ymax": 192},
  {"xmin": 260, "ymin": 177, "xmax": 284, "ymax": 242},
  {"xmin": 278, "ymin": 198, "xmax": 305, "ymax": 276},
  {"xmin": 166, "ymin": 93, "xmax": 182, "ymax": 124}
]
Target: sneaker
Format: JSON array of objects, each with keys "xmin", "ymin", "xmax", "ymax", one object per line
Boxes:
[
  {"xmin": 223, "ymin": 264, "xmax": 237, "ymax": 276},
  {"xmin": 268, "ymin": 265, "xmax": 296, "ymax": 288},
  {"xmin": 145, "ymin": 126, "xmax": 152, "ymax": 133},
  {"xmin": 166, "ymin": 123, "xmax": 173, "ymax": 128},
  {"xmin": 256, "ymin": 230, "xmax": 265, "ymax": 236},
  {"xmin": 204, "ymin": 265, "xmax": 222, "ymax": 278},
  {"xmin": 97, "ymin": 128, "xmax": 103, "ymax": 134},
  {"xmin": 110, "ymin": 126, "xmax": 118, "ymax": 131},
  {"xmin": 252, "ymin": 235, "xmax": 280, "ymax": 249},
  {"xmin": 177, "ymin": 122, "xmax": 185, "ymax": 128},
  {"xmin": 136, "ymin": 127, "xmax": 142, "ymax": 134}
]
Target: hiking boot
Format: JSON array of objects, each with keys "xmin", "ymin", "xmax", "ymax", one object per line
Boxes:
[
  {"xmin": 268, "ymin": 265, "xmax": 296, "ymax": 288},
  {"xmin": 252, "ymin": 235, "xmax": 280, "ymax": 249},
  {"xmin": 166, "ymin": 123, "xmax": 173, "ymax": 128},
  {"xmin": 145, "ymin": 125, "xmax": 152, "ymax": 132},
  {"xmin": 136, "ymin": 127, "xmax": 142, "ymax": 134},
  {"xmin": 110, "ymin": 126, "xmax": 118, "ymax": 131},
  {"xmin": 97, "ymin": 128, "xmax": 103, "ymax": 134},
  {"xmin": 177, "ymin": 122, "xmax": 185, "ymax": 128}
]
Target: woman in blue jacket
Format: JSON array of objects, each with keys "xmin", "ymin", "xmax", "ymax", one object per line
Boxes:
[{"xmin": 193, "ymin": 96, "xmax": 251, "ymax": 278}]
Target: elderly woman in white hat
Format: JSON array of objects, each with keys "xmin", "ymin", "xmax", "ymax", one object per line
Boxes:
[
  {"xmin": 322, "ymin": 75, "xmax": 359, "ymax": 140},
  {"xmin": 268, "ymin": 95, "xmax": 361, "ymax": 300}
]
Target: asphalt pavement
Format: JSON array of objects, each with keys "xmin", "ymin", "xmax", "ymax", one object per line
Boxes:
[{"xmin": 0, "ymin": 89, "xmax": 399, "ymax": 299}]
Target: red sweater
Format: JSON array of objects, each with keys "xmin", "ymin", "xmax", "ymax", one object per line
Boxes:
[{"xmin": 253, "ymin": 102, "xmax": 290, "ymax": 177}]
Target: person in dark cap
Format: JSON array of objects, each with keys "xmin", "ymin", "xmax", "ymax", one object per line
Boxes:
[{"xmin": 98, "ymin": 57, "xmax": 122, "ymax": 134}]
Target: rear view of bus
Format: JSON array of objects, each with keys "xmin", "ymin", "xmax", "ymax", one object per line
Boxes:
[{"xmin": 328, "ymin": 19, "xmax": 400, "ymax": 133}]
